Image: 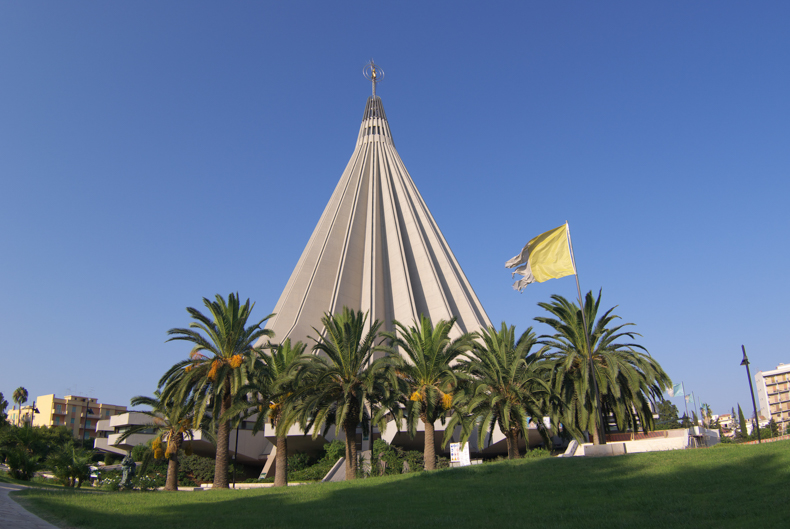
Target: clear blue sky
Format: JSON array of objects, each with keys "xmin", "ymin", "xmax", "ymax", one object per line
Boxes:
[{"xmin": 2, "ymin": 2, "xmax": 788, "ymax": 419}]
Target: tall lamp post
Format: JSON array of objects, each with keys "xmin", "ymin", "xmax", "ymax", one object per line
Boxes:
[
  {"xmin": 25, "ymin": 402, "xmax": 40, "ymax": 426},
  {"xmin": 740, "ymin": 345, "xmax": 762, "ymax": 444},
  {"xmin": 232, "ymin": 421, "xmax": 240, "ymax": 489}
]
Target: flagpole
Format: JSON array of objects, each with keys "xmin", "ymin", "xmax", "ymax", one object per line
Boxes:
[
  {"xmin": 692, "ymin": 392, "xmax": 698, "ymax": 426},
  {"xmin": 696, "ymin": 394, "xmax": 702, "ymax": 427},
  {"xmin": 566, "ymin": 221, "xmax": 607, "ymax": 445},
  {"xmin": 682, "ymin": 382, "xmax": 690, "ymax": 422}
]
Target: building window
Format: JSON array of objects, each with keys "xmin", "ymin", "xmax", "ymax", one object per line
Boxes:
[
  {"xmin": 85, "ymin": 420, "xmax": 91, "ymax": 428},
  {"xmin": 72, "ymin": 406, "xmax": 77, "ymax": 414},
  {"xmin": 70, "ymin": 418, "xmax": 75, "ymax": 424},
  {"xmin": 54, "ymin": 417, "xmax": 59, "ymax": 425}
]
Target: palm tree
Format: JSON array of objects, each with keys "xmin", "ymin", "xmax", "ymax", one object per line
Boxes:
[
  {"xmin": 12, "ymin": 387, "xmax": 28, "ymax": 427},
  {"xmin": 228, "ymin": 339, "xmax": 308, "ymax": 487},
  {"xmin": 536, "ymin": 290, "xmax": 670, "ymax": 444},
  {"xmin": 382, "ymin": 316, "xmax": 472, "ymax": 470},
  {"xmin": 47, "ymin": 443, "xmax": 94, "ymax": 488},
  {"xmin": 700, "ymin": 403, "xmax": 713, "ymax": 428},
  {"xmin": 457, "ymin": 323, "xmax": 552, "ymax": 459},
  {"xmin": 118, "ymin": 392, "xmax": 199, "ymax": 491},
  {"xmin": 160, "ymin": 293, "xmax": 274, "ymax": 489},
  {"xmin": 298, "ymin": 307, "xmax": 396, "ymax": 480}
]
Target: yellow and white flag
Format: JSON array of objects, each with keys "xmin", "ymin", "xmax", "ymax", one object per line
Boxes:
[{"xmin": 506, "ymin": 223, "xmax": 576, "ymax": 291}]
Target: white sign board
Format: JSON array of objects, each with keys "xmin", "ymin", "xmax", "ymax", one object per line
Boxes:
[{"xmin": 450, "ymin": 442, "xmax": 471, "ymax": 466}]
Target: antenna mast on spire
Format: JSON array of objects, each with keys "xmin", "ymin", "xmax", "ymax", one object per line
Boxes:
[{"xmin": 362, "ymin": 59, "xmax": 384, "ymax": 97}]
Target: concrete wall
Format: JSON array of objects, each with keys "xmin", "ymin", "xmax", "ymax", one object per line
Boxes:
[{"xmin": 572, "ymin": 428, "xmax": 719, "ymax": 456}]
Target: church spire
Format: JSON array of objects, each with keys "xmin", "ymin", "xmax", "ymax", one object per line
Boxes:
[
  {"xmin": 260, "ymin": 64, "xmax": 491, "ymax": 352},
  {"xmin": 362, "ymin": 59, "xmax": 384, "ymax": 97}
]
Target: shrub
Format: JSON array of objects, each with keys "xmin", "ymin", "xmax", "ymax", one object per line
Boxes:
[
  {"xmin": 287, "ymin": 440, "xmax": 346, "ymax": 482},
  {"xmin": 5, "ymin": 447, "xmax": 40, "ymax": 481},
  {"xmin": 98, "ymin": 471, "xmax": 122, "ymax": 491},
  {"xmin": 131, "ymin": 443, "xmax": 150, "ymax": 462},
  {"xmin": 323, "ymin": 440, "xmax": 345, "ymax": 463},
  {"xmin": 177, "ymin": 453, "xmax": 240, "ymax": 484},
  {"xmin": 287, "ymin": 452, "xmax": 314, "ymax": 472},
  {"xmin": 523, "ymin": 448, "xmax": 551, "ymax": 459},
  {"xmin": 46, "ymin": 443, "xmax": 93, "ymax": 487},
  {"xmin": 134, "ymin": 473, "xmax": 164, "ymax": 491},
  {"xmin": 371, "ymin": 439, "xmax": 427, "ymax": 475}
]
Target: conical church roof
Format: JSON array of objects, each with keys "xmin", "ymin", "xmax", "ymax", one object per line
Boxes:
[{"xmin": 263, "ymin": 73, "xmax": 491, "ymax": 347}]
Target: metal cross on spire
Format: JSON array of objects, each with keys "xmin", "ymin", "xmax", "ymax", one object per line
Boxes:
[{"xmin": 362, "ymin": 59, "xmax": 384, "ymax": 97}]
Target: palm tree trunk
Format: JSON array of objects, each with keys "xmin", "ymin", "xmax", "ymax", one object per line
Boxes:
[
  {"xmin": 274, "ymin": 435, "xmax": 288, "ymax": 487},
  {"xmin": 166, "ymin": 457, "xmax": 179, "ymax": 491},
  {"xmin": 165, "ymin": 433, "xmax": 182, "ymax": 491},
  {"xmin": 591, "ymin": 424, "xmax": 602, "ymax": 445},
  {"xmin": 344, "ymin": 423, "xmax": 357, "ymax": 480},
  {"xmin": 423, "ymin": 418, "xmax": 436, "ymax": 470},
  {"xmin": 506, "ymin": 429, "xmax": 520, "ymax": 459},
  {"xmin": 213, "ymin": 391, "xmax": 232, "ymax": 489}
]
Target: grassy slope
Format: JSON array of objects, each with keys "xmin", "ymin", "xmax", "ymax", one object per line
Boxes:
[{"xmin": 13, "ymin": 441, "xmax": 790, "ymax": 529}]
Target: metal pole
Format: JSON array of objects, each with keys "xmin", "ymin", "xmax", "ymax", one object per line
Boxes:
[
  {"xmin": 692, "ymin": 392, "xmax": 698, "ymax": 426},
  {"xmin": 566, "ymin": 222, "xmax": 606, "ymax": 444},
  {"xmin": 741, "ymin": 345, "xmax": 762, "ymax": 444},
  {"xmin": 681, "ymin": 382, "xmax": 690, "ymax": 423},
  {"xmin": 233, "ymin": 422, "xmax": 240, "ymax": 488}
]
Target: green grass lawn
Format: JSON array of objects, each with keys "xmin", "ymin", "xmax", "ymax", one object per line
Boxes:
[{"xmin": 12, "ymin": 441, "xmax": 790, "ymax": 529}]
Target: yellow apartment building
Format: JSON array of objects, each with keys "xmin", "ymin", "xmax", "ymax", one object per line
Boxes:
[
  {"xmin": 755, "ymin": 363, "xmax": 790, "ymax": 433},
  {"xmin": 8, "ymin": 394, "xmax": 126, "ymax": 440}
]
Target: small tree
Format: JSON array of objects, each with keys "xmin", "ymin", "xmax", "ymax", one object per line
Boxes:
[
  {"xmin": 768, "ymin": 418, "xmax": 779, "ymax": 437},
  {"xmin": 47, "ymin": 443, "xmax": 93, "ymax": 488},
  {"xmin": 119, "ymin": 392, "xmax": 201, "ymax": 491},
  {"xmin": 737, "ymin": 404, "xmax": 749, "ymax": 440},
  {"xmin": 655, "ymin": 400, "xmax": 680, "ymax": 430}
]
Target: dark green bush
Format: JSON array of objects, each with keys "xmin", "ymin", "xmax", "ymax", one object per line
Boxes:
[
  {"xmin": 131, "ymin": 443, "xmax": 150, "ymax": 462},
  {"xmin": 371, "ymin": 439, "xmax": 424, "ymax": 475},
  {"xmin": 287, "ymin": 452, "xmax": 314, "ymax": 472},
  {"xmin": 177, "ymin": 453, "xmax": 240, "ymax": 484},
  {"xmin": 287, "ymin": 440, "xmax": 346, "ymax": 482},
  {"xmin": 323, "ymin": 440, "xmax": 345, "ymax": 463},
  {"xmin": 523, "ymin": 448, "xmax": 551, "ymax": 459}
]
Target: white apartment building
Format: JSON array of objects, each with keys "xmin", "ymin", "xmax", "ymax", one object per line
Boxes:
[{"xmin": 755, "ymin": 363, "xmax": 790, "ymax": 432}]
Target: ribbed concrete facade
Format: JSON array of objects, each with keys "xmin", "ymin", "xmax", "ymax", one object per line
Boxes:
[{"xmin": 262, "ymin": 95, "xmax": 491, "ymax": 348}]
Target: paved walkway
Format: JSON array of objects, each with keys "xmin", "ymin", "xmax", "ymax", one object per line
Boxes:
[{"xmin": 0, "ymin": 483, "xmax": 62, "ymax": 529}]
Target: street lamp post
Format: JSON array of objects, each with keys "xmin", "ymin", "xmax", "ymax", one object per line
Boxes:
[
  {"xmin": 25, "ymin": 402, "xmax": 40, "ymax": 426},
  {"xmin": 740, "ymin": 345, "xmax": 762, "ymax": 444},
  {"xmin": 232, "ymin": 421, "xmax": 241, "ymax": 489}
]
